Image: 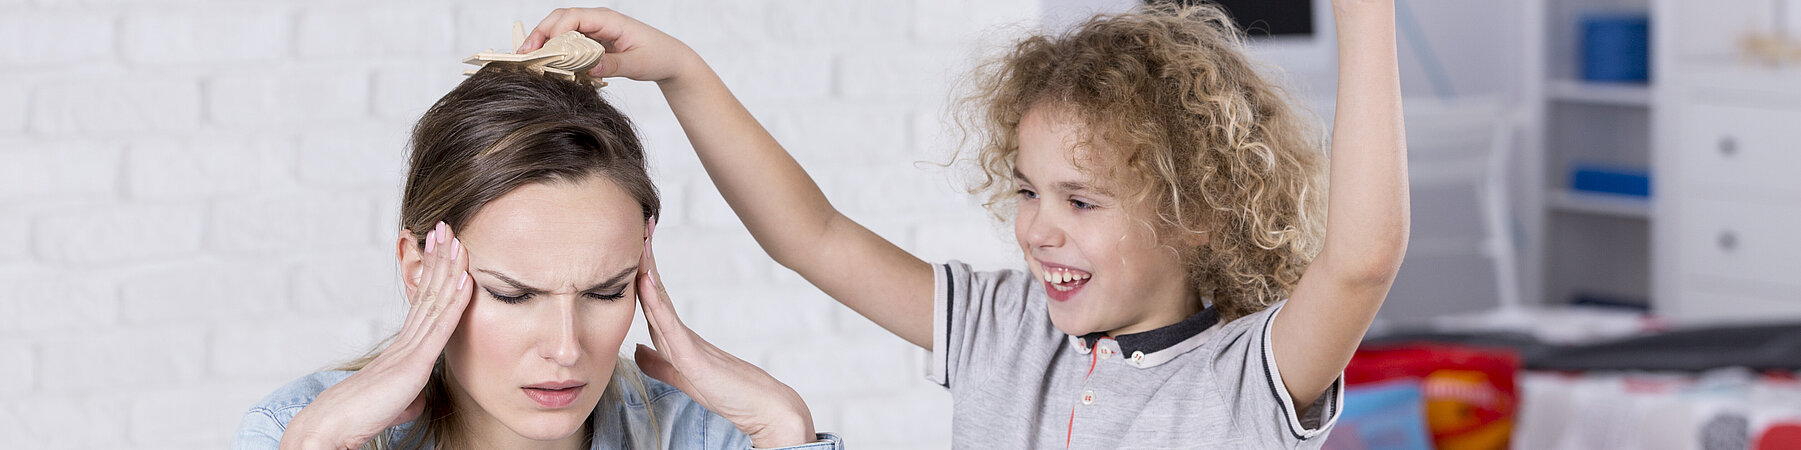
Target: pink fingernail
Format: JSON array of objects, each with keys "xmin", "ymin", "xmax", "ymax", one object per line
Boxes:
[
  {"xmin": 458, "ymin": 271, "xmax": 468, "ymax": 289},
  {"xmin": 437, "ymin": 222, "xmax": 448, "ymax": 244},
  {"xmin": 451, "ymin": 238, "xmax": 460, "ymax": 261},
  {"xmin": 425, "ymin": 230, "xmax": 436, "ymax": 254}
]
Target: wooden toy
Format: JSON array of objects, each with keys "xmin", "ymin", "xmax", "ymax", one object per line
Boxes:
[{"xmin": 463, "ymin": 22, "xmax": 608, "ymax": 86}]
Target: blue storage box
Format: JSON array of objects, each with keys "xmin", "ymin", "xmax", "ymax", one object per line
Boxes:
[
  {"xmin": 1581, "ymin": 13, "xmax": 1651, "ymax": 82},
  {"xmin": 1570, "ymin": 164, "xmax": 1651, "ymax": 197}
]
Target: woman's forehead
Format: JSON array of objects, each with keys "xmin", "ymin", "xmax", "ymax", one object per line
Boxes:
[{"xmin": 457, "ymin": 178, "xmax": 646, "ymax": 284}]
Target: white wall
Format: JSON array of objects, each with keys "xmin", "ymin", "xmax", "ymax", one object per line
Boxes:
[{"xmin": 0, "ymin": 1, "xmax": 1035, "ymax": 448}]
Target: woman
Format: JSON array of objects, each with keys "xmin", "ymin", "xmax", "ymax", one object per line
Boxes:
[{"xmin": 231, "ymin": 63, "xmax": 841, "ymax": 449}]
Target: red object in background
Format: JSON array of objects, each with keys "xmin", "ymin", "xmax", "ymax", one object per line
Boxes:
[
  {"xmin": 1756, "ymin": 421, "xmax": 1801, "ymax": 450},
  {"xmin": 1346, "ymin": 343, "xmax": 1522, "ymax": 450}
]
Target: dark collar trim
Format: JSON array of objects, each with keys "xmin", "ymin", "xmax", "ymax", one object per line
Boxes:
[{"xmin": 1077, "ymin": 307, "xmax": 1220, "ymax": 356}]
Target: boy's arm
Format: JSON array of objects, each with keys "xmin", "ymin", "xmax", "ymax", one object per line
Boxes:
[
  {"xmin": 662, "ymin": 68, "xmax": 943, "ymax": 347},
  {"xmin": 657, "ymin": 67, "xmax": 936, "ymax": 348},
  {"xmin": 1271, "ymin": 0, "xmax": 1410, "ymax": 409},
  {"xmin": 518, "ymin": 8, "xmax": 939, "ymax": 348}
]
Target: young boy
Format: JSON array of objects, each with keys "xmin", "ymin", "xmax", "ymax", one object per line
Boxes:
[{"xmin": 519, "ymin": 0, "xmax": 1407, "ymax": 446}]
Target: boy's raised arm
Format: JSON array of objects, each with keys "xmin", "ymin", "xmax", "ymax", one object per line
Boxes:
[
  {"xmin": 1272, "ymin": 0, "xmax": 1411, "ymax": 409},
  {"xmin": 522, "ymin": 8, "xmax": 937, "ymax": 348}
]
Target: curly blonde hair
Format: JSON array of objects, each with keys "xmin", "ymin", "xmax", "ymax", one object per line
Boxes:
[{"xmin": 959, "ymin": 2, "xmax": 1327, "ymax": 322}]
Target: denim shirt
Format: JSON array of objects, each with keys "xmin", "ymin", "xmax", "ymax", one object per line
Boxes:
[{"xmin": 232, "ymin": 365, "xmax": 844, "ymax": 450}]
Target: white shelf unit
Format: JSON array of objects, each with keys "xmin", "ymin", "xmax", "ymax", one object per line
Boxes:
[
  {"xmin": 1651, "ymin": 0, "xmax": 1801, "ymax": 324},
  {"xmin": 1522, "ymin": 0, "xmax": 1656, "ymax": 309}
]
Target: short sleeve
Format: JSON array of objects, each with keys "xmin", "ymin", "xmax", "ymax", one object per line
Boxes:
[
  {"xmin": 1211, "ymin": 302, "xmax": 1344, "ymax": 446},
  {"xmin": 925, "ymin": 261, "xmax": 1040, "ymax": 390}
]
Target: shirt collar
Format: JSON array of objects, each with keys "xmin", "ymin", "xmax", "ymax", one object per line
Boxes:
[{"xmin": 1075, "ymin": 306, "xmax": 1221, "ymax": 358}]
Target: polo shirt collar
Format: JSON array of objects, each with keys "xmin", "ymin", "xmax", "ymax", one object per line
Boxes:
[{"xmin": 1073, "ymin": 306, "xmax": 1221, "ymax": 359}]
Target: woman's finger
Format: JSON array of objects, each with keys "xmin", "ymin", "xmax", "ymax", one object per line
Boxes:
[
  {"xmin": 634, "ymin": 344, "xmax": 698, "ymax": 394},
  {"xmin": 401, "ymin": 223, "xmax": 472, "ymax": 366},
  {"xmin": 395, "ymin": 223, "xmax": 445, "ymax": 344},
  {"xmin": 636, "ymin": 228, "xmax": 688, "ymax": 347},
  {"xmin": 411, "ymin": 223, "xmax": 453, "ymax": 332},
  {"xmin": 637, "ymin": 270, "xmax": 672, "ymax": 356},
  {"xmin": 420, "ymin": 224, "xmax": 473, "ymax": 343}
]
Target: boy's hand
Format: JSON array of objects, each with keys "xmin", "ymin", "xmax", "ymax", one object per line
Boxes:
[{"xmin": 519, "ymin": 7, "xmax": 704, "ymax": 86}]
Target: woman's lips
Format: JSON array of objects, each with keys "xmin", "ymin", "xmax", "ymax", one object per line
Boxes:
[{"xmin": 522, "ymin": 383, "xmax": 585, "ymax": 409}]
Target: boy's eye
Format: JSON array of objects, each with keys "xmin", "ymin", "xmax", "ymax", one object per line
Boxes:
[
  {"xmin": 1069, "ymin": 198, "xmax": 1095, "ymax": 210},
  {"xmin": 1016, "ymin": 188, "xmax": 1038, "ymax": 200},
  {"xmin": 487, "ymin": 289, "xmax": 531, "ymax": 304}
]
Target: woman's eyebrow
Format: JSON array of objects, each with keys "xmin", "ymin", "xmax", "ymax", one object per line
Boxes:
[{"xmin": 475, "ymin": 266, "xmax": 640, "ymax": 294}]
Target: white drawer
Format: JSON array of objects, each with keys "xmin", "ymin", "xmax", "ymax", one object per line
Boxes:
[
  {"xmin": 1664, "ymin": 288, "xmax": 1801, "ymax": 325},
  {"xmin": 1679, "ymin": 103, "xmax": 1801, "ymax": 195},
  {"xmin": 1679, "ymin": 197, "xmax": 1801, "ymax": 284}
]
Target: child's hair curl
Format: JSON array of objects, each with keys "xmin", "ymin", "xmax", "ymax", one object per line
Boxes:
[{"xmin": 959, "ymin": 2, "xmax": 1327, "ymax": 322}]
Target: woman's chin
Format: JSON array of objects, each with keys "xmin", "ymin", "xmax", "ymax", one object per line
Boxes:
[{"xmin": 503, "ymin": 409, "xmax": 594, "ymax": 441}]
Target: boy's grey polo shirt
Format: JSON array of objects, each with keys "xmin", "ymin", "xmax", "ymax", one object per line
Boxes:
[{"xmin": 926, "ymin": 261, "xmax": 1343, "ymax": 449}]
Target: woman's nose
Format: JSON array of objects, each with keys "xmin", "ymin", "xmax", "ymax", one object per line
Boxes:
[{"xmin": 541, "ymin": 300, "xmax": 582, "ymax": 367}]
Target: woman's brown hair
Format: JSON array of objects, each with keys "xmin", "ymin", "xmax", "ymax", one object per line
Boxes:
[
  {"xmin": 341, "ymin": 63, "xmax": 661, "ymax": 449},
  {"xmin": 959, "ymin": 2, "xmax": 1327, "ymax": 322}
]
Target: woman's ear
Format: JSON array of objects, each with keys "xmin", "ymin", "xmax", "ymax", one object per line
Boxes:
[{"xmin": 397, "ymin": 228, "xmax": 425, "ymax": 301}]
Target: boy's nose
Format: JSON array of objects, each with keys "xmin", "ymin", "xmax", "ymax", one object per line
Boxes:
[{"xmin": 1021, "ymin": 208, "xmax": 1065, "ymax": 248}]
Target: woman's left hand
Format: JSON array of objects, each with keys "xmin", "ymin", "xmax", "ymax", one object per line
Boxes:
[{"xmin": 633, "ymin": 219, "xmax": 818, "ymax": 448}]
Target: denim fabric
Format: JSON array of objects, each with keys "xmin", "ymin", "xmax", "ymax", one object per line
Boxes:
[{"xmin": 232, "ymin": 365, "xmax": 843, "ymax": 449}]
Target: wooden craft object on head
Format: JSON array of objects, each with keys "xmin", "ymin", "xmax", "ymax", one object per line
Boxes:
[{"xmin": 463, "ymin": 22, "xmax": 608, "ymax": 86}]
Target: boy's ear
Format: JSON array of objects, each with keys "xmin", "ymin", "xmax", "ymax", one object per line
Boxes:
[
  {"xmin": 396, "ymin": 228, "xmax": 425, "ymax": 302},
  {"xmin": 1177, "ymin": 229, "xmax": 1210, "ymax": 249}
]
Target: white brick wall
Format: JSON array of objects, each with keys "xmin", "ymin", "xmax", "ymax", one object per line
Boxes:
[{"xmin": 0, "ymin": 1, "xmax": 1036, "ymax": 449}]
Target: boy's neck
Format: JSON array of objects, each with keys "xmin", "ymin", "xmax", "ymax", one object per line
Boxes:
[{"xmin": 1103, "ymin": 290, "xmax": 1206, "ymax": 337}]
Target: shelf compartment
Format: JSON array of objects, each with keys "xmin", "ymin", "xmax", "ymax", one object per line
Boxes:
[
  {"xmin": 1548, "ymin": 79, "xmax": 1652, "ymax": 107},
  {"xmin": 1550, "ymin": 189, "xmax": 1652, "ymax": 219}
]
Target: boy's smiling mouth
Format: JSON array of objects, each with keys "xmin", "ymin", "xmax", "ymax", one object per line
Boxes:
[{"xmin": 1038, "ymin": 262, "xmax": 1092, "ymax": 301}]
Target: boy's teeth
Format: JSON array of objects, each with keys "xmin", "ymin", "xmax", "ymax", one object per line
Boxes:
[{"xmin": 1043, "ymin": 267, "xmax": 1091, "ymax": 285}]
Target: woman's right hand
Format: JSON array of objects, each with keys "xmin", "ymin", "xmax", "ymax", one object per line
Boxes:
[
  {"xmin": 280, "ymin": 222, "xmax": 473, "ymax": 450},
  {"xmin": 518, "ymin": 7, "xmax": 705, "ymax": 86}
]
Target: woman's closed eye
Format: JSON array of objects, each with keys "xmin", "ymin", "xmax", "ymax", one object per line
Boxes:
[
  {"xmin": 484, "ymin": 289, "xmax": 627, "ymax": 304},
  {"xmin": 486, "ymin": 288, "xmax": 532, "ymax": 304},
  {"xmin": 585, "ymin": 291, "xmax": 626, "ymax": 301}
]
